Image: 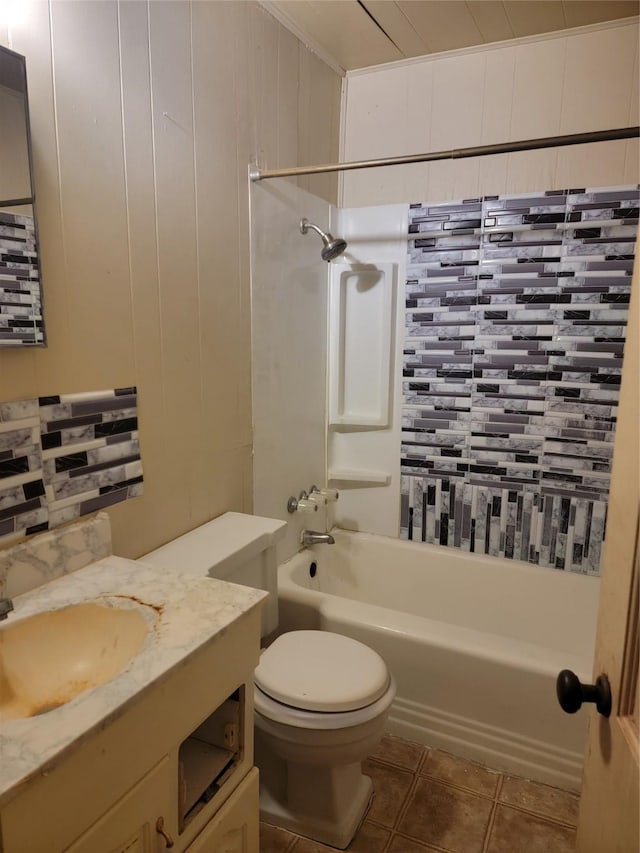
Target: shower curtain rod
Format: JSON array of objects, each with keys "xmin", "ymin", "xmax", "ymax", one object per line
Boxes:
[{"xmin": 249, "ymin": 126, "xmax": 639, "ymax": 182}]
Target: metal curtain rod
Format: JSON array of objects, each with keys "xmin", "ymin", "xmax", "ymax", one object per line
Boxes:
[{"xmin": 249, "ymin": 126, "xmax": 639, "ymax": 182}]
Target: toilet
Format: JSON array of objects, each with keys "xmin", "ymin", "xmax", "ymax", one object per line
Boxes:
[{"xmin": 141, "ymin": 512, "xmax": 395, "ymax": 849}]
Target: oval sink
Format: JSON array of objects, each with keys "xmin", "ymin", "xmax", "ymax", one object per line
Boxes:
[{"xmin": 0, "ymin": 601, "xmax": 152, "ymax": 721}]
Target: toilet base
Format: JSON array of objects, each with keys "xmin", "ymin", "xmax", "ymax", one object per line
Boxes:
[{"xmin": 259, "ymin": 770, "xmax": 373, "ymax": 850}]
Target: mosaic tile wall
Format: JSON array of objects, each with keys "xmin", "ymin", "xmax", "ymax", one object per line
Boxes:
[
  {"xmin": 0, "ymin": 210, "xmax": 44, "ymax": 345},
  {"xmin": 401, "ymin": 185, "xmax": 638, "ymax": 574},
  {"xmin": 0, "ymin": 387, "xmax": 143, "ymax": 542}
]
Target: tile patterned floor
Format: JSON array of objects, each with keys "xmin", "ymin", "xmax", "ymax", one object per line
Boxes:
[{"xmin": 259, "ymin": 735, "xmax": 579, "ymax": 853}]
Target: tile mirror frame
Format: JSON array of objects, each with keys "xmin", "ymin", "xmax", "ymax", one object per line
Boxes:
[{"xmin": 0, "ymin": 43, "xmax": 46, "ymax": 346}]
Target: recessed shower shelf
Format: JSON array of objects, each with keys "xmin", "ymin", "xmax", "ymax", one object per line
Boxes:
[
  {"xmin": 328, "ymin": 263, "xmax": 394, "ymax": 429},
  {"xmin": 327, "ymin": 469, "xmax": 391, "ymax": 486}
]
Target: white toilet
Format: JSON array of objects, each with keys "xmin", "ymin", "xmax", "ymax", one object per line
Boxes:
[{"xmin": 141, "ymin": 512, "xmax": 395, "ymax": 849}]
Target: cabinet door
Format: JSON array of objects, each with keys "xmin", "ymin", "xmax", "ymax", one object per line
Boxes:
[
  {"xmin": 186, "ymin": 768, "xmax": 258, "ymax": 853},
  {"xmin": 65, "ymin": 757, "xmax": 175, "ymax": 853}
]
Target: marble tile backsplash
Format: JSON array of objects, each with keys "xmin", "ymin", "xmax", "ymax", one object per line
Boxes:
[
  {"xmin": 0, "ymin": 387, "xmax": 143, "ymax": 544},
  {"xmin": 0, "ymin": 512, "xmax": 112, "ymax": 597},
  {"xmin": 0, "ymin": 211, "xmax": 44, "ymax": 346},
  {"xmin": 401, "ymin": 184, "xmax": 639, "ymax": 574}
]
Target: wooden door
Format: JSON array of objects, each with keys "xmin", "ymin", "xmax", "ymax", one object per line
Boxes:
[{"xmin": 575, "ymin": 265, "xmax": 639, "ymax": 852}]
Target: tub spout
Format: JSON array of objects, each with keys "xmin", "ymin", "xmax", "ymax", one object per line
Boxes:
[{"xmin": 301, "ymin": 530, "xmax": 335, "ymax": 547}]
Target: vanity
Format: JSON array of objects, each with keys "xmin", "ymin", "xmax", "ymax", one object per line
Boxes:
[{"xmin": 0, "ymin": 519, "xmax": 267, "ymax": 853}]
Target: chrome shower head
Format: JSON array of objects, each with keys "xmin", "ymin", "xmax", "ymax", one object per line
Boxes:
[{"xmin": 300, "ymin": 218, "xmax": 347, "ymax": 262}]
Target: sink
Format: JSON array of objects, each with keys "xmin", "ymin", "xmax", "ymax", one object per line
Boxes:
[{"xmin": 0, "ymin": 601, "xmax": 153, "ymax": 721}]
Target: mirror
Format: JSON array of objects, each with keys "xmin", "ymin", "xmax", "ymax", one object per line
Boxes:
[{"xmin": 0, "ymin": 45, "xmax": 45, "ymax": 346}]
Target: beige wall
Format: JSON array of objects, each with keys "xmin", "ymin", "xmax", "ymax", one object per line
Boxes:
[
  {"xmin": 341, "ymin": 18, "xmax": 639, "ymax": 206},
  {"xmin": 0, "ymin": 1, "xmax": 340, "ymax": 558}
]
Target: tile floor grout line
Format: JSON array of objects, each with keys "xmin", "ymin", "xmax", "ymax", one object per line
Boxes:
[
  {"xmin": 496, "ymin": 800, "xmax": 580, "ymax": 829},
  {"xmin": 286, "ymin": 832, "xmax": 301, "ymax": 853},
  {"xmin": 371, "ymin": 753, "xmax": 427, "ymax": 775},
  {"xmin": 480, "ymin": 773, "xmax": 505, "ymax": 852},
  {"xmin": 417, "ymin": 771, "xmax": 502, "ymax": 802},
  {"xmin": 391, "ymin": 766, "xmax": 421, "ymax": 832},
  {"xmin": 481, "ymin": 799, "xmax": 500, "ymax": 853},
  {"xmin": 384, "ymin": 819, "xmax": 473, "ymax": 853},
  {"xmin": 417, "ymin": 745, "xmax": 430, "ymax": 773},
  {"xmin": 380, "ymin": 827, "xmax": 395, "ymax": 853},
  {"xmin": 367, "ymin": 816, "xmax": 396, "ymax": 830},
  {"xmin": 390, "ymin": 828, "xmax": 457, "ymax": 853}
]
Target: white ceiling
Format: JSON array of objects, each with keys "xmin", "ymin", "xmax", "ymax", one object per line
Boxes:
[{"xmin": 264, "ymin": 0, "xmax": 639, "ymax": 72}]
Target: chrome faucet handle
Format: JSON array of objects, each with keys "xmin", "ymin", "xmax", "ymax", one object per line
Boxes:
[
  {"xmin": 307, "ymin": 489, "xmax": 327, "ymax": 506},
  {"xmin": 310, "ymin": 485, "xmax": 339, "ymax": 502},
  {"xmin": 287, "ymin": 492, "xmax": 318, "ymax": 514}
]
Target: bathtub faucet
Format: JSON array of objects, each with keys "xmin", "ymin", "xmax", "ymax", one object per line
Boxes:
[{"xmin": 301, "ymin": 530, "xmax": 335, "ymax": 546}]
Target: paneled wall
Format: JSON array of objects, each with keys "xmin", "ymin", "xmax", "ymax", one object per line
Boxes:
[
  {"xmin": 0, "ymin": 1, "xmax": 340, "ymax": 558},
  {"xmin": 341, "ymin": 19, "xmax": 639, "ymax": 207}
]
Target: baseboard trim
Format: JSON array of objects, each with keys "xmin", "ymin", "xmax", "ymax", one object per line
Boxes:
[{"xmin": 387, "ymin": 696, "xmax": 583, "ymax": 792}]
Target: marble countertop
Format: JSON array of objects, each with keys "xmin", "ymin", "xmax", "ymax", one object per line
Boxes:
[{"xmin": 0, "ymin": 555, "xmax": 266, "ymax": 808}]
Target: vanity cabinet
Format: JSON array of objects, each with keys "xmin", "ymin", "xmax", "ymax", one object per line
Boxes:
[
  {"xmin": 186, "ymin": 768, "xmax": 259, "ymax": 853},
  {"xmin": 0, "ymin": 600, "xmax": 263, "ymax": 853},
  {"xmin": 64, "ymin": 763, "xmax": 259, "ymax": 853},
  {"xmin": 65, "ymin": 757, "xmax": 174, "ymax": 853}
]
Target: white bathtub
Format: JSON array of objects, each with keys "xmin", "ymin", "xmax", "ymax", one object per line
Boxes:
[{"xmin": 277, "ymin": 528, "xmax": 600, "ymax": 791}]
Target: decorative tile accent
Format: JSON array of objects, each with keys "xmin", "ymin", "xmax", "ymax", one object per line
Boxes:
[
  {"xmin": 0, "ymin": 397, "xmax": 47, "ymax": 541},
  {"xmin": 402, "ymin": 185, "xmax": 638, "ymax": 574},
  {"xmin": 0, "ymin": 210, "xmax": 44, "ymax": 345},
  {"xmin": 0, "ymin": 387, "xmax": 142, "ymax": 543}
]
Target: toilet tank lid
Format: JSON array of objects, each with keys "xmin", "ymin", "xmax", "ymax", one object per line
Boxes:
[
  {"xmin": 255, "ymin": 630, "xmax": 390, "ymax": 713},
  {"xmin": 140, "ymin": 512, "xmax": 286, "ymax": 579}
]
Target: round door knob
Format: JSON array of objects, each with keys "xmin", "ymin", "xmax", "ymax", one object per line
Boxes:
[{"xmin": 556, "ymin": 669, "xmax": 612, "ymax": 718}]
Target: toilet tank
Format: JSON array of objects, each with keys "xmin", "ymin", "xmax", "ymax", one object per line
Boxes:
[{"xmin": 139, "ymin": 512, "xmax": 287, "ymax": 637}]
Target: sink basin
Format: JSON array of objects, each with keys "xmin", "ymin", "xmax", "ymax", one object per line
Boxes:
[{"xmin": 0, "ymin": 601, "xmax": 153, "ymax": 721}]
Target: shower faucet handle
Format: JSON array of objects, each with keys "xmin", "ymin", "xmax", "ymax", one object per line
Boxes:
[
  {"xmin": 287, "ymin": 493, "xmax": 318, "ymax": 515},
  {"xmin": 310, "ymin": 485, "xmax": 339, "ymax": 503}
]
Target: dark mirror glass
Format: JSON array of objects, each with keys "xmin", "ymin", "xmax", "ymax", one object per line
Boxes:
[{"xmin": 0, "ymin": 45, "xmax": 45, "ymax": 346}]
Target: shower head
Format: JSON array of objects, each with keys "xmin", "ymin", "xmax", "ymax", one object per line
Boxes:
[{"xmin": 300, "ymin": 218, "xmax": 347, "ymax": 262}]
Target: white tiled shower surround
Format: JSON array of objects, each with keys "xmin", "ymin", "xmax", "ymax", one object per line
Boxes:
[{"xmin": 0, "ymin": 387, "xmax": 143, "ymax": 543}]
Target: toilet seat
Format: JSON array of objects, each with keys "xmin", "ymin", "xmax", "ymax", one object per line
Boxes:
[
  {"xmin": 255, "ymin": 630, "xmax": 390, "ymax": 713},
  {"xmin": 254, "ymin": 676, "xmax": 397, "ymax": 730}
]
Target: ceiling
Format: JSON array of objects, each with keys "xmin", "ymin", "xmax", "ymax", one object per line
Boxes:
[{"xmin": 264, "ymin": 0, "xmax": 639, "ymax": 72}]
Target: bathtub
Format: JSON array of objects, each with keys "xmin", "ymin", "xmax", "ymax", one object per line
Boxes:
[{"xmin": 277, "ymin": 528, "xmax": 600, "ymax": 792}]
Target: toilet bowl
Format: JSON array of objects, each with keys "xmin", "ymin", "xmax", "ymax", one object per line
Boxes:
[
  {"xmin": 139, "ymin": 513, "xmax": 396, "ymax": 850},
  {"xmin": 253, "ymin": 630, "xmax": 396, "ymax": 849}
]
